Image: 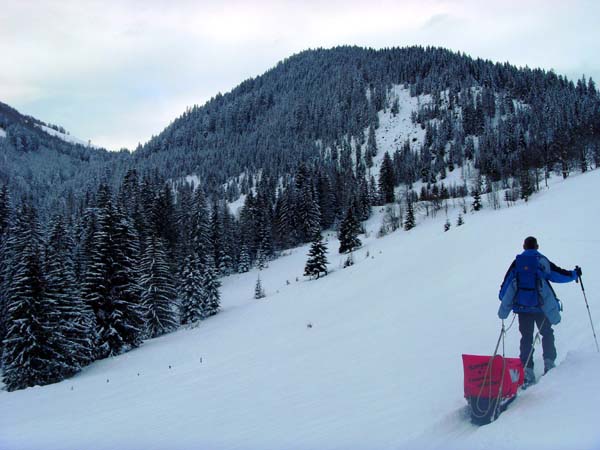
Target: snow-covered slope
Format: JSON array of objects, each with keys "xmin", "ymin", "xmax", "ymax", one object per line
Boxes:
[
  {"xmin": 373, "ymin": 85, "xmax": 428, "ymax": 165},
  {"xmin": 37, "ymin": 124, "xmax": 92, "ymax": 147},
  {"xmin": 2, "ymin": 171, "xmax": 600, "ymax": 450}
]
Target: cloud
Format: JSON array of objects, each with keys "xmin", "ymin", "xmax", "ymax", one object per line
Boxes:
[{"xmin": 421, "ymin": 13, "xmax": 455, "ymax": 30}]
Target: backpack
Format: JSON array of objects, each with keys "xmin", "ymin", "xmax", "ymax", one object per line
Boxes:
[{"xmin": 514, "ymin": 254, "xmax": 541, "ymax": 312}]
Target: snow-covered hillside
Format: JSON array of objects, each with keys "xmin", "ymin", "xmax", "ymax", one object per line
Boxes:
[
  {"xmin": 2, "ymin": 171, "xmax": 600, "ymax": 450},
  {"xmin": 373, "ymin": 85, "xmax": 428, "ymax": 165},
  {"xmin": 37, "ymin": 124, "xmax": 92, "ymax": 147}
]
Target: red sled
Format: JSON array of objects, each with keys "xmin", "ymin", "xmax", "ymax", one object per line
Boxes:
[{"xmin": 462, "ymin": 354, "xmax": 524, "ymax": 425}]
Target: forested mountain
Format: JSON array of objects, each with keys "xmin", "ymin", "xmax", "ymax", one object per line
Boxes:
[
  {"xmin": 1, "ymin": 45, "xmax": 599, "ymax": 390},
  {"xmin": 138, "ymin": 46, "xmax": 600, "ymax": 191},
  {"xmin": 3, "ymin": 46, "xmax": 599, "ymax": 217},
  {"xmin": 0, "ymin": 101, "xmax": 131, "ymax": 214}
]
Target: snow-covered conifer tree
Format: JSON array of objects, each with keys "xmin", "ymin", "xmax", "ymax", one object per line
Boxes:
[
  {"xmin": 338, "ymin": 207, "xmax": 362, "ymax": 254},
  {"xmin": 444, "ymin": 218, "xmax": 451, "ymax": 232},
  {"xmin": 202, "ymin": 257, "xmax": 221, "ymax": 317},
  {"xmin": 0, "ymin": 184, "xmax": 12, "ymax": 353},
  {"xmin": 254, "ymin": 275, "xmax": 265, "ymax": 299},
  {"xmin": 404, "ymin": 201, "xmax": 416, "ymax": 231},
  {"xmin": 378, "ymin": 152, "xmax": 396, "ymax": 204},
  {"xmin": 189, "ymin": 188, "xmax": 211, "ymax": 262},
  {"xmin": 141, "ymin": 234, "xmax": 178, "ymax": 337},
  {"xmin": 472, "ymin": 176, "xmax": 483, "ymax": 211},
  {"xmin": 2, "ymin": 204, "xmax": 66, "ymax": 390},
  {"xmin": 179, "ymin": 255, "xmax": 204, "ymax": 325},
  {"xmin": 304, "ymin": 231, "xmax": 329, "ymax": 279},
  {"xmin": 82, "ymin": 185, "xmax": 146, "ymax": 358},
  {"xmin": 45, "ymin": 215, "xmax": 95, "ymax": 370},
  {"xmin": 366, "ymin": 124, "xmax": 377, "ymax": 168},
  {"xmin": 520, "ymin": 169, "xmax": 533, "ymax": 202},
  {"xmin": 238, "ymin": 245, "xmax": 251, "ymax": 273},
  {"xmin": 297, "ymin": 183, "xmax": 321, "ymax": 242},
  {"xmin": 274, "ymin": 189, "xmax": 294, "ymax": 249}
]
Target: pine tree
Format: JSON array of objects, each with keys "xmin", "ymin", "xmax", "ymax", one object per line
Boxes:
[
  {"xmin": 338, "ymin": 207, "xmax": 362, "ymax": 254},
  {"xmin": 0, "ymin": 184, "xmax": 9, "ymax": 239},
  {"xmin": 75, "ymin": 207, "xmax": 98, "ymax": 283},
  {"xmin": 151, "ymin": 184, "xmax": 178, "ymax": 260},
  {"xmin": 274, "ymin": 188, "xmax": 294, "ymax": 249},
  {"xmin": 256, "ymin": 247, "xmax": 267, "ymax": 270},
  {"xmin": 297, "ymin": 183, "xmax": 321, "ymax": 242},
  {"xmin": 178, "ymin": 255, "xmax": 204, "ymax": 325},
  {"xmin": 254, "ymin": 275, "xmax": 266, "ymax": 299},
  {"xmin": 209, "ymin": 203, "xmax": 224, "ymax": 271},
  {"xmin": 471, "ymin": 176, "xmax": 483, "ymax": 211},
  {"xmin": 391, "ymin": 96, "xmax": 400, "ymax": 116},
  {"xmin": 45, "ymin": 215, "xmax": 95, "ymax": 371},
  {"xmin": 0, "ymin": 184, "xmax": 12, "ymax": 353},
  {"xmin": 368, "ymin": 175, "xmax": 379, "ymax": 208},
  {"xmin": 472, "ymin": 183, "xmax": 483, "ymax": 212},
  {"xmin": 366, "ymin": 124, "xmax": 378, "ymax": 163},
  {"xmin": 2, "ymin": 204, "xmax": 67, "ymax": 390},
  {"xmin": 191, "ymin": 188, "xmax": 211, "ymax": 263},
  {"xmin": 520, "ymin": 169, "xmax": 534, "ymax": 202},
  {"xmin": 378, "ymin": 151, "xmax": 396, "ymax": 204},
  {"xmin": 304, "ymin": 231, "xmax": 329, "ymax": 279},
  {"xmin": 82, "ymin": 185, "xmax": 146, "ymax": 359},
  {"xmin": 118, "ymin": 169, "xmax": 146, "ymax": 243},
  {"xmin": 316, "ymin": 172, "xmax": 336, "ymax": 229},
  {"xmin": 365, "ymin": 145, "xmax": 373, "ymax": 170},
  {"xmin": 219, "ymin": 204, "xmax": 236, "ymax": 275},
  {"xmin": 580, "ymin": 148, "xmax": 588, "ymax": 173},
  {"xmin": 404, "ymin": 201, "xmax": 416, "ymax": 231},
  {"xmin": 202, "ymin": 257, "xmax": 221, "ymax": 317},
  {"xmin": 140, "ymin": 235, "xmax": 178, "ymax": 338},
  {"xmin": 238, "ymin": 245, "xmax": 251, "ymax": 273}
]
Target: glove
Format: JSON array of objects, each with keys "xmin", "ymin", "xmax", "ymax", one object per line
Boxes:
[{"xmin": 575, "ymin": 266, "xmax": 582, "ymax": 278}]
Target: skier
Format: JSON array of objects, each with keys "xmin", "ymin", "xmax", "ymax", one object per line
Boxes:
[{"xmin": 498, "ymin": 236, "xmax": 581, "ymax": 385}]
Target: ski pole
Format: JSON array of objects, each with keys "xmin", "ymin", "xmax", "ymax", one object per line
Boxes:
[{"xmin": 577, "ymin": 269, "xmax": 600, "ymax": 353}]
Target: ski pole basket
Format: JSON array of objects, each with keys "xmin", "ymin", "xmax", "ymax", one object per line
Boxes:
[{"xmin": 462, "ymin": 354, "xmax": 524, "ymax": 424}]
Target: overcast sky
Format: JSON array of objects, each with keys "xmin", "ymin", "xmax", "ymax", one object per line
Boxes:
[{"xmin": 1, "ymin": 0, "xmax": 598, "ymax": 151}]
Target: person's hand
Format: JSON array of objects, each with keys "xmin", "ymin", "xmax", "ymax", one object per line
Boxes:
[{"xmin": 575, "ymin": 266, "xmax": 582, "ymax": 278}]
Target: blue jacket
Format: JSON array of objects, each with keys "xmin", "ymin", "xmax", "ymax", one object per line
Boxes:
[{"xmin": 498, "ymin": 249, "xmax": 577, "ymax": 324}]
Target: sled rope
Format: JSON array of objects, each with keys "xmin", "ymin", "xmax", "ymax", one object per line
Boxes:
[
  {"xmin": 522, "ymin": 317, "xmax": 547, "ymax": 374},
  {"xmin": 470, "ymin": 314, "xmax": 535, "ymax": 421},
  {"xmin": 472, "ymin": 322, "xmax": 507, "ymax": 421},
  {"xmin": 504, "ymin": 313, "xmax": 517, "ymax": 333},
  {"xmin": 471, "ymin": 313, "xmax": 518, "ymax": 420}
]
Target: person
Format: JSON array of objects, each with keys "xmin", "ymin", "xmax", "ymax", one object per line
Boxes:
[{"xmin": 498, "ymin": 236, "xmax": 581, "ymax": 385}]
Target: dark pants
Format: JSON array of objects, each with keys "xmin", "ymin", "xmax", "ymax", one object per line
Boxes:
[{"xmin": 518, "ymin": 312, "xmax": 556, "ymax": 368}]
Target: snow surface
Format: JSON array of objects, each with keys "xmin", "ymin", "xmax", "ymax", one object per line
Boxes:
[
  {"xmin": 2, "ymin": 170, "xmax": 600, "ymax": 450},
  {"xmin": 0, "ymin": 127, "xmax": 6, "ymax": 138},
  {"xmin": 373, "ymin": 86, "xmax": 429, "ymax": 167},
  {"xmin": 228, "ymin": 193, "xmax": 247, "ymax": 216},
  {"xmin": 183, "ymin": 174, "xmax": 201, "ymax": 188},
  {"xmin": 37, "ymin": 124, "xmax": 92, "ymax": 147},
  {"xmin": 180, "ymin": 175, "xmax": 247, "ymax": 216}
]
